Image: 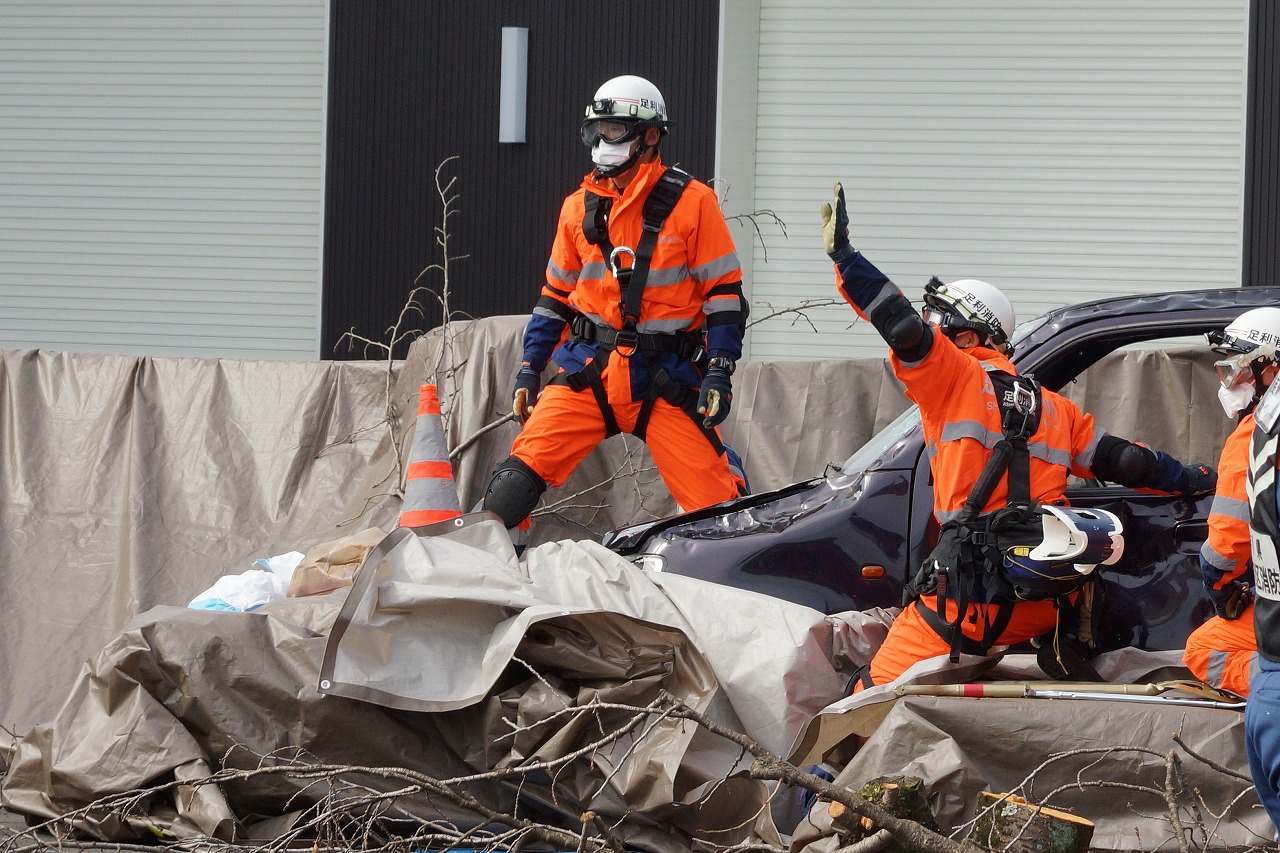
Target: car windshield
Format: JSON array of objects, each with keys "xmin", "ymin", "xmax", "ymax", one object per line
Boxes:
[{"xmin": 836, "ymin": 404, "xmax": 921, "ymax": 476}]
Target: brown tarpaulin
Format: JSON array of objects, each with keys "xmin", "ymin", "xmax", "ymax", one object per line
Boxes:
[
  {"xmin": 0, "ymin": 319, "xmax": 1250, "ymax": 850},
  {"xmin": 3, "ymin": 517, "xmax": 849, "ymax": 850}
]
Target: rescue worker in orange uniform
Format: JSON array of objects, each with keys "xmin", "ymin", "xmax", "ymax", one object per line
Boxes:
[
  {"xmin": 1181, "ymin": 308, "xmax": 1280, "ymax": 697},
  {"xmin": 481, "ymin": 75, "xmax": 747, "ymax": 532},
  {"xmin": 819, "ymin": 182, "xmax": 1217, "ymax": 687}
]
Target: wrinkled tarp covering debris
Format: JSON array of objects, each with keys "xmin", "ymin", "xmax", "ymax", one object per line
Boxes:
[
  {"xmin": 1, "ymin": 518, "xmax": 1263, "ymax": 851},
  {"xmin": 3, "ymin": 518, "xmax": 849, "ymax": 851},
  {"xmin": 790, "ymin": 653, "xmax": 1270, "ymax": 851},
  {"xmin": 0, "ymin": 319, "xmax": 1244, "ymax": 848}
]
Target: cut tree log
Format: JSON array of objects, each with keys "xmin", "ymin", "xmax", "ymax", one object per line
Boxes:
[
  {"xmin": 970, "ymin": 791, "xmax": 1094, "ymax": 853},
  {"xmin": 828, "ymin": 775, "xmax": 937, "ymax": 853}
]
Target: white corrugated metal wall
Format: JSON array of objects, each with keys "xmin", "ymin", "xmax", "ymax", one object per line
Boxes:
[
  {"xmin": 0, "ymin": 1, "xmax": 328, "ymax": 359},
  {"xmin": 734, "ymin": 0, "xmax": 1249, "ymax": 360}
]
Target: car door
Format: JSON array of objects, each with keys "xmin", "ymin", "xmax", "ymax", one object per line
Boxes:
[{"xmin": 1020, "ymin": 332, "xmax": 1230, "ymax": 651}]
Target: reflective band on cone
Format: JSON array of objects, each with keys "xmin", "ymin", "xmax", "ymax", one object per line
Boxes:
[{"xmin": 399, "ymin": 384, "xmax": 462, "ymax": 527}]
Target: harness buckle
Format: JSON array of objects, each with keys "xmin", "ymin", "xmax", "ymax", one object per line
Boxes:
[{"xmin": 613, "ymin": 328, "xmax": 639, "ymax": 357}]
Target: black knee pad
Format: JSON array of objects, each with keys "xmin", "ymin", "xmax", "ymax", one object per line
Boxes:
[{"xmin": 482, "ymin": 456, "xmax": 547, "ymax": 529}]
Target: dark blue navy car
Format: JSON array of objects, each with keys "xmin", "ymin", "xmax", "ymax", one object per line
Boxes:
[{"xmin": 604, "ymin": 288, "xmax": 1280, "ymax": 653}]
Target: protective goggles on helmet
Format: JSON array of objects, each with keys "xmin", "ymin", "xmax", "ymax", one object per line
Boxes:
[
  {"xmin": 580, "ymin": 118, "xmax": 644, "ymax": 148},
  {"xmin": 1214, "ymin": 352, "xmax": 1259, "ymax": 389},
  {"xmin": 1208, "ymin": 328, "xmax": 1271, "ymax": 388}
]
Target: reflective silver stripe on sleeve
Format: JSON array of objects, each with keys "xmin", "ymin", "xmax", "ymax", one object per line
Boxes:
[
  {"xmin": 1199, "ymin": 540, "xmax": 1236, "ymax": 573},
  {"xmin": 1073, "ymin": 426, "xmax": 1107, "ymax": 471},
  {"xmin": 532, "ymin": 305, "xmax": 566, "ymax": 322},
  {"xmin": 690, "ymin": 251, "xmax": 741, "ymax": 282},
  {"xmin": 547, "ymin": 260, "xmax": 580, "ymax": 287},
  {"xmin": 579, "ymin": 260, "xmax": 606, "ymax": 282},
  {"xmin": 1209, "ymin": 495, "xmax": 1252, "ymax": 523},
  {"xmin": 703, "ymin": 298, "xmax": 741, "ymax": 317}
]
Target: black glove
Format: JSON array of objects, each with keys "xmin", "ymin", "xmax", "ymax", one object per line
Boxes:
[
  {"xmin": 819, "ymin": 182, "xmax": 855, "ymax": 262},
  {"xmin": 696, "ymin": 364, "xmax": 734, "ymax": 428},
  {"xmin": 1208, "ymin": 581, "xmax": 1252, "ymax": 620},
  {"xmin": 1174, "ymin": 462, "xmax": 1217, "ymax": 497},
  {"xmin": 511, "ymin": 364, "xmax": 541, "ymax": 425}
]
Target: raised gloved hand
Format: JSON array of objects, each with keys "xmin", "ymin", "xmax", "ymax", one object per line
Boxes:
[
  {"xmin": 696, "ymin": 362, "xmax": 734, "ymax": 428},
  {"xmin": 1208, "ymin": 581, "xmax": 1252, "ymax": 620},
  {"xmin": 512, "ymin": 364, "xmax": 541, "ymax": 425},
  {"xmin": 1174, "ymin": 462, "xmax": 1217, "ymax": 497},
  {"xmin": 819, "ymin": 181, "xmax": 854, "ymax": 261}
]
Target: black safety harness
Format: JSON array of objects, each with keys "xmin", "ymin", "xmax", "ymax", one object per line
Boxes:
[
  {"xmin": 909, "ymin": 369, "xmax": 1058, "ymax": 663},
  {"xmin": 556, "ymin": 166, "xmax": 726, "ymax": 451}
]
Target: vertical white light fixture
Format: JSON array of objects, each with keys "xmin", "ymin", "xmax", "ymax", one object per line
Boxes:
[{"xmin": 499, "ymin": 27, "xmax": 528, "ymax": 143}]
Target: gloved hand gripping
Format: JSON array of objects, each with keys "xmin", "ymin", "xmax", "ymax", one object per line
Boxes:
[
  {"xmin": 512, "ymin": 364, "xmax": 541, "ymax": 425},
  {"xmin": 696, "ymin": 366, "xmax": 734, "ymax": 428}
]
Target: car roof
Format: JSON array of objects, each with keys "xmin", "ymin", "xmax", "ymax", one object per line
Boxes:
[{"xmin": 1013, "ymin": 286, "xmax": 1280, "ymax": 390}]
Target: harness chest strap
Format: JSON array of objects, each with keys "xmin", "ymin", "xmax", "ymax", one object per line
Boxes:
[
  {"xmin": 565, "ymin": 168, "xmax": 722, "ymax": 452},
  {"xmin": 580, "ymin": 166, "xmax": 692, "ymax": 333},
  {"xmin": 924, "ymin": 370, "xmax": 1043, "ymax": 661}
]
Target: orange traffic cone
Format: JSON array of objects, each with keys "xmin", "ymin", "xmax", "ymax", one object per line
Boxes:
[{"xmin": 399, "ymin": 384, "xmax": 463, "ymax": 528}]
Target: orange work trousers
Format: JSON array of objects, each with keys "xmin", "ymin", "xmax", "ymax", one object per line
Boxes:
[
  {"xmin": 1183, "ymin": 602, "xmax": 1258, "ymax": 697},
  {"xmin": 511, "ymin": 382, "xmax": 739, "ymax": 512},
  {"xmin": 866, "ymin": 594, "xmax": 1063, "ymax": 687}
]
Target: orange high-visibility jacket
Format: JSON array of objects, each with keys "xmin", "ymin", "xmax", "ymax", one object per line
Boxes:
[
  {"xmin": 890, "ymin": 334, "xmax": 1106, "ymax": 522},
  {"xmin": 527, "ymin": 157, "xmax": 744, "ymax": 402},
  {"xmin": 1200, "ymin": 414, "xmax": 1255, "ymax": 591}
]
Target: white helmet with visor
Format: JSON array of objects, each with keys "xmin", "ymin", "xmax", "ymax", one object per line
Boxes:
[{"xmin": 1208, "ymin": 306, "xmax": 1280, "ymax": 417}]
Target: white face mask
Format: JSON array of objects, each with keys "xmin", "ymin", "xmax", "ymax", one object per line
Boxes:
[
  {"xmin": 1218, "ymin": 379, "xmax": 1257, "ymax": 418},
  {"xmin": 591, "ymin": 139, "xmax": 634, "ymax": 168}
]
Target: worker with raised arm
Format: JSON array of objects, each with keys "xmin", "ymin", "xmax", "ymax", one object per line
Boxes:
[{"xmin": 819, "ymin": 181, "xmax": 1216, "ymax": 687}]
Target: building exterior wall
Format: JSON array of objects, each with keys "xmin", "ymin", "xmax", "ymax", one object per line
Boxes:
[
  {"xmin": 1244, "ymin": 0, "xmax": 1280, "ymax": 288},
  {"xmin": 2, "ymin": 3, "xmax": 1271, "ymax": 362},
  {"xmin": 730, "ymin": 1, "xmax": 1252, "ymax": 361},
  {"xmin": 0, "ymin": 0, "xmax": 329, "ymax": 359},
  {"xmin": 321, "ymin": 1, "xmax": 721, "ymax": 359}
]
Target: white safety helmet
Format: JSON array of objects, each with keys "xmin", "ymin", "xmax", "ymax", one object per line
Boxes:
[
  {"xmin": 1209, "ymin": 306, "xmax": 1280, "ymax": 383},
  {"xmin": 1208, "ymin": 307, "xmax": 1280, "ymax": 417},
  {"xmin": 1028, "ymin": 506, "xmax": 1124, "ymax": 569},
  {"xmin": 580, "ymin": 75, "xmax": 669, "ymax": 178},
  {"xmin": 1003, "ymin": 506, "xmax": 1124, "ymax": 591},
  {"xmin": 922, "ymin": 277, "xmax": 1016, "ymax": 351}
]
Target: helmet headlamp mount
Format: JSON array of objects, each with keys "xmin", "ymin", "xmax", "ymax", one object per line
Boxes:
[{"xmin": 922, "ymin": 276, "xmax": 1013, "ymax": 350}]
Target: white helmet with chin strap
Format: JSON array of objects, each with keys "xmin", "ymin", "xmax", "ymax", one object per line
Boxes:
[
  {"xmin": 1208, "ymin": 306, "xmax": 1280, "ymax": 418},
  {"xmin": 922, "ymin": 277, "xmax": 1016, "ymax": 352},
  {"xmin": 580, "ymin": 75, "xmax": 669, "ymax": 178}
]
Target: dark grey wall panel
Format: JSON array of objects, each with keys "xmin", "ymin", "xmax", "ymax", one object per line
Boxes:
[
  {"xmin": 1245, "ymin": 0, "xmax": 1280, "ymax": 288},
  {"xmin": 323, "ymin": 1, "xmax": 720, "ymax": 357}
]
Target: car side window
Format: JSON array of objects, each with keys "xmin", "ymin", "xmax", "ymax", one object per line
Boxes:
[{"xmin": 1056, "ymin": 339, "xmax": 1233, "ymax": 489}]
